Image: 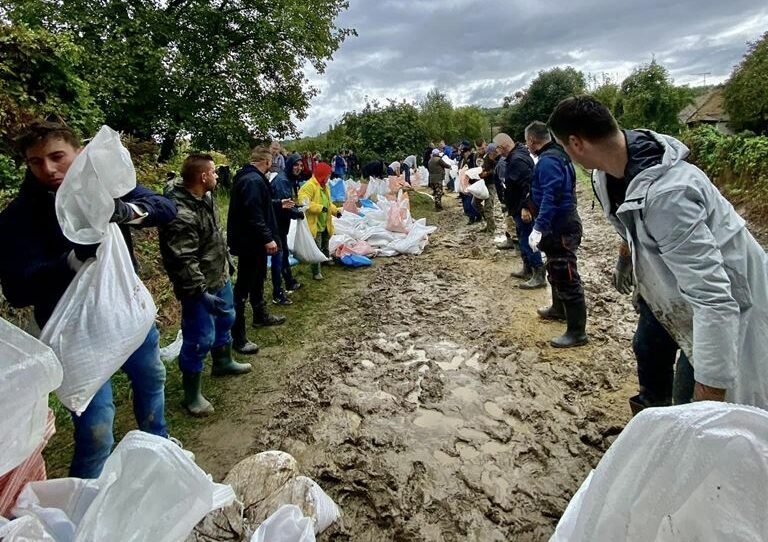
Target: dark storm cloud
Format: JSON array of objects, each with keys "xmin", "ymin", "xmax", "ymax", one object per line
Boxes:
[{"xmin": 298, "ymin": 0, "xmax": 768, "ymax": 135}]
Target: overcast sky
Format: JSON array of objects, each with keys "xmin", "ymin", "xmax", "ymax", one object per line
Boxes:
[{"xmin": 296, "ymin": 0, "xmax": 768, "ymax": 136}]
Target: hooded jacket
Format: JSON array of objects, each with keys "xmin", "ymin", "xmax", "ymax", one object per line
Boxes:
[
  {"xmin": 159, "ymin": 180, "xmax": 230, "ymax": 299},
  {"xmin": 297, "ymin": 176, "xmax": 340, "ymax": 237},
  {"xmin": 227, "ymin": 164, "xmax": 279, "ymax": 256},
  {"xmin": 593, "ymin": 130, "xmax": 768, "ymax": 408},
  {"xmin": 0, "ymin": 173, "xmax": 176, "ymax": 326},
  {"xmin": 530, "ymin": 141, "xmax": 578, "ymax": 233},
  {"xmin": 502, "ymin": 142, "xmax": 535, "ymax": 212},
  {"xmin": 271, "ymin": 154, "xmax": 304, "ymax": 235}
]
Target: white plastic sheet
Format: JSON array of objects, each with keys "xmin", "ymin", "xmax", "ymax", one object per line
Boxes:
[
  {"xmin": 55, "ymin": 125, "xmax": 137, "ymax": 245},
  {"xmin": 251, "ymin": 505, "xmax": 315, "ymax": 542},
  {"xmin": 0, "ymin": 318, "xmax": 63, "ymax": 477},
  {"xmin": 551, "ymin": 402, "xmax": 768, "ymax": 542},
  {"xmin": 159, "ymin": 330, "xmax": 183, "ymax": 364},
  {"xmin": 13, "ymin": 431, "xmax": 235, "ymax": 542},
  {"xmin": 467, "ymin": 179, "xmax": 490, "ymax": 200},
  {"xmin": 39, "ymin": 224, "xmax": 157, "ymax": 415},
  {"xmin": 292, "ymin": 218, "xmax": 329, "ymax": 264},
  {"xmin": 0, "ymin": 515, "xmax": 57, "ymax": 541}
]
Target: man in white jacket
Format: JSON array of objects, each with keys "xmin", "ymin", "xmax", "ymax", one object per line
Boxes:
[{"xmin": 548, "ymin": 95, "xmax": 768, "ymax": 408}]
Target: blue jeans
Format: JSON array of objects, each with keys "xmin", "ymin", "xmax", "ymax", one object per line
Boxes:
[
  {"xmin": 634, "ymin": 297, "xmax": 694, "ymax": 405},
  {"xmin": 179, "ymin": 281, "xmax": 236, "ymax": 374},
  {"xmin": 514, "ymin": 215, "xmax": 543, "ymax": 268},
  {"xmin": 270, "ymin": 249, "xmax": 285, "ymax": 299},
  {"xmin": 69, "ymin": 324, "xmax": 167, "ymax": 478},
  {"xmin": 460, "ymin": 193, "xmax": 480, "ymax": 219}
]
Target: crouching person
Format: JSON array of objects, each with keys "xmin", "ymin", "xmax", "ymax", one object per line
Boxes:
[{"xmin": 160, "ymin": 154, "xmax": 251, "ymax": 417}]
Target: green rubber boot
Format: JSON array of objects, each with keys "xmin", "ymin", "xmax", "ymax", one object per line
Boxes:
[
  {"xmin": 181, "ymin": 371, "xmax": 214, "ymax": 416},
  {"xmin": 211, "ymin": 343, "xmax": 252, "ymax": 376}
]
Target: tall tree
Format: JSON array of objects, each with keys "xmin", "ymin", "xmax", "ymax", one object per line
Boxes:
[
  {"xmin": 724, "ymin": 31, "xmax": 768, "ymax": 134},
  {"xmin": 617, "ymin": 60, "xmax": 692, "ymax": 133},
  {"xmin": 588, "ymin": 73, "xmax": 621, "ymax": 115},
  {"xmin": 453, "ymin": 106, "xmax": 490, "ymax": 144},
  {"xmin": 504, "ymin": 66, "xmax": 586, "ymax": 140},
  {"xmin": 419, "ymin": 89, "xmax": 458, "ymax": 144},
  {"xmin": 5, "ymin": 0, "xmax": 354, "ymax": 159}
]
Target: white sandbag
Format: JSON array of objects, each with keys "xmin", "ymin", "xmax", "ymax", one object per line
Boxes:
[
  {"xmin": 416, "ymin": 166, "xmax": 429, "ymax": 187},
  {"xmin": 287, "ymin": 220, "xmax": 297, "ymax": 253},
  {"xmin": 440, "ymin": 155, "xmax": 455, "ymax": 168},
  {"xmin": 14, "ymin": 431, "xmax": 235, "ymax": 542},
  {"xmin": 251, "ymin": 505, "xmax": 315, "ymax": 542},
  {"xmin": 467, "ymin": 179, "xmax": 490, "ymax": 200},
  {"xmin": 465, "ymin": 167, "xmax": 483, "ymax": 180},
  {"xmin": 159, "ymin": 329, "xmax": 183, "ymax": 364},
  {"xmin": 292, "ymin": 477, "xmax": 340, "ymax": 534},
  {"xmin": 550, "ymin": 402, "xmax": 768, "ymax": 542},
  {"xmin": 292, "ymin": 218, "xmax": 329, "ymax": 264},
  {"xmin": 0, "ymin": 515, "xmax": 57, "ymax": 541},
  {"xmin": 0, "ymin": 318, "xmax": 63, "ymax": 477},
  {"xmin": 39, "ymin": 224, "xmax": 157, "ymax": 415},
  {"xmin": 55, "ymin": 126, "xmax": 137, "ymax": 245}
]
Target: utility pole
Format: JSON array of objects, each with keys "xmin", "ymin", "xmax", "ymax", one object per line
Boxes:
[{"xmin": 694, "ymin": 72, "xmax": 712, "ymax": 86}]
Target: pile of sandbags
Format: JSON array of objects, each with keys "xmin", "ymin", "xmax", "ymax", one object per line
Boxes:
[{"xmin": 330, "ymin": 191, "xmax": 437, "ymax": 258}]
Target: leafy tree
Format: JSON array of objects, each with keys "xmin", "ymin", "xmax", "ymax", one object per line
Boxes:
[
  {"xmin": 588, "ymin": 73, "xmax": 621, "ymax": 115},
  {"xmin": 453, "ymin": 106, "xmax": 491, "ymax": 144},
  {"xmin": 344, "ymin": 100, "xmax": 425, "ymax": 165},
  {"xmin": 504, "ymin": 66, "xmax": 586, "ymax": 139},
  {"xmin": 617, "ymin": 60, "xmax": 692, "ymax": 133},
  {"xmin": 724, "ymin": 31, "xmax": 768, "ymax": 134},
  {"xmin": 419, "ymin": 89, "xmax": 458, "ymax": 144},
  {"xmin": 5, "ymin": 0, "xmax": 355, "ymax": 160}
]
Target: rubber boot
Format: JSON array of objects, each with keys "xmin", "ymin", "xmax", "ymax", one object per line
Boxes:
[
  {"xmin": 551, "ymin": 299, "xmax": 588, "ymax": 348},
  {"xmin": 211, "ymin": 342, "xmax": 252, "ymax": 376},
  {"xmin": 252, "ymin": 303, "xmax": 286, "ymax": 327},
  {"xmin": 181, "ymin": 371, "xmax": 214, "ymax": 416},
  {"xmin": 510, "ymin": 263, "xmax": 532, "ymax": 280},
  {"xmin": 629, "ymin": 392, "xmax": 672, "ymax": 417},
  {"xmin": 537, "ymin": 288, "xmax": 566, "ymax": 321},
  {"xmin": 232, "ymin": 302, "xmax": 260, "ymax": 354},
  {"xmin": 496, "ymin": 234, "xmax": 516, "ymax": 250},
  {"xmin": 520, "ymin": 266, "xmax": 547, "ymax": 289}
]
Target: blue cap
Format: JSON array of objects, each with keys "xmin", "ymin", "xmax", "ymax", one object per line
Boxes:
[{"xmin": 486, "ymin": 143, "xmax": 497, "ymax": 153}]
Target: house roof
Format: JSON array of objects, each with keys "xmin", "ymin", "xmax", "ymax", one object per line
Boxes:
[{"xmin": 679, "ymin": 87, "xmax": 730, "ymax": 124}]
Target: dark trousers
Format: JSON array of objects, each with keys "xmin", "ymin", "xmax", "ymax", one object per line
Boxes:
[
  {"xmin": 460, "ymin": 193, "xmax": 480, "ymax": 219},
  {"xmin": 232, "ymin": 250, "xmax": 267, "ymax": 341},
  {"xmin": 515, "ymin": 215, "xmax": 543, "ymax": 268},
  {"xmin": 279, "ymin": 231, "xmax": 296, "ymax": 287},
  {"xmin": 539, "ymin": 219, "xmax": 584, "ymax": 303},
  {"xmin": 634, "ymin": 297, "xmax": 695, "ymax": 405}
]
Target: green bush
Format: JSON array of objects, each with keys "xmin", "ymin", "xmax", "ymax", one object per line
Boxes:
[{"xmin": 685, "ymin": 125, "xmax": 768, "ymax": 209}]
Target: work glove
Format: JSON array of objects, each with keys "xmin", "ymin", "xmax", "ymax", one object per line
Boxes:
[
  {"xmin": 528, "ymin": 228, "xmax": 542, "ymax": 252},
  {"xmin": 612, "ymin": 255, "xmax": 634, "ymax": 295},
  {"xmin": 111, "ymin": 199, "xmax": 135, "ymax": 223},
  {"xmin": 295, "ymin": 214, "xmax": 304, "ymax": 220},
  {"xmin": 200, "ymin": 292, "xmax": 229, "ymax": 317}
]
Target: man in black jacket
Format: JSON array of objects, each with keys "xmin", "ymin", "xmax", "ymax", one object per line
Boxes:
[
  {"xmin": 0, "ymin": 120, "xmax": 177, "ymax": 478},
  {"xmin": 228, "ymin": 146, "xmax": 286, "ymax": 354},
  {"xmin": 160, "ymin": 154, "xmax": 252, "ymax": 416}
]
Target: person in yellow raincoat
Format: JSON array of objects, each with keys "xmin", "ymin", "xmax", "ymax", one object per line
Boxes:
[{"xmin": 298, "ymin": 162, "xmax": 341, "ymax": 280}]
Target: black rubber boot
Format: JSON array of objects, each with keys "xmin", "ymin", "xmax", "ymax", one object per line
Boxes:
[
  {"xmin": 510, "ymin": 263, "xmax": 532, "ymax": 280},
  {"xmin": 252, "ymin": 303, "xmax": 286, "ymax": 327},
  {"xmin": 181, "ymin": 371, "xmax": 214, "ymax": 416},
  {"xmin": 537, "ymin": 289, "xmax": 566, "ymax": 321},
  {"xmin": 211, "ymin": 343, "xmax": 252, "ymax": 376},
  {"xmin": 551, "ymin": 299, "xmax": 588, "ymax": 348},
  {"xmin": 520, "ymin": 266, "xmax": 547, "ymax": 289},
  {"xmin": 629, "ymin": 392, "xmax": 672, "ymax": 416},
  {"xmin": 232, "ymin": 302, "xmax": 259, "ymax": 354}
]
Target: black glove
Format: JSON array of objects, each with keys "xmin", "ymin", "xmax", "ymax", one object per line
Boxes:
[
  {"xmin": 111, "ymin": 199, "xmax": 136, "ymax": 223},
  {"xmin": 612, "ymin": 255, "xmax": 634, "ymax": 295},
  {"xmin": 200, "ymin": 292, "xmax": 229, "ymax": 316},
  {"xmin": 336, "ymin": 211, "xmax": 342, "ymax": 218},
  {"xmin": 295, "ymin": 214, "xmax": 304, "ymax": 220},
  {"xmin": 74, "ymin": 243, "xmax": 99, "ymax": 261},
  {"xmin": 321, "ymin": 206, "xmax": 328, "ymax": 213}
]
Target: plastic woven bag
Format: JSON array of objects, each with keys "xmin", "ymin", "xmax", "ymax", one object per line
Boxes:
[
  {"xmin": 550, "ymin": 402, "xmax": 768, "ymax": 542},
  {"xmin": 39, "ymin": 224, "xmax": 156, "ymax": 415},
  {"xmin": 385, "ymin": 203, "xmax": 408, "ymax": 234},
  {"xmin": 467, "ymin": 178, "xmax": 490, "ymax": 200},
  {"xmin": 339, "ymin": 254, "xmax": 373, "ymax": 267},
  {"xmin": 329, "ymin": 179, "xmax": 346, "ymax": 202},
  {"xmin": 14, "ymin": 431, "xmax": 235, "ymax": 542},
  {"xmin": 251, "ymin": 505, "xmax": 315, "ymax": 542},
  {"xmin": 292, "ymin": 218, "xmax": 329, "ymax": 264},
  {"xmin": 55, "ymin": 126, "xmax": 137, "ymax": 245},
  {"xmin": 0, "ymin": 318, "xmax": 63, "ymax": 477}
]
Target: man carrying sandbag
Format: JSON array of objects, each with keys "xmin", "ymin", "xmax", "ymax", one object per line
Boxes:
[
  {"xmin": 160, "ymin": 154, "xmax": 252, "ymax": 416},
  {"xmin": 0, "ymin": 120, "xmax": 177, "ymax": 478},
  {"xmin": 228, "ymin": 146, "xmax": 286, "ymax": 354}
]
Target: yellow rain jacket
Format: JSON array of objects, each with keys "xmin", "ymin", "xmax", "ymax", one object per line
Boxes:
[{"xmin": 298, "ymin": 176, "xmax": 341, "ymax": 237}]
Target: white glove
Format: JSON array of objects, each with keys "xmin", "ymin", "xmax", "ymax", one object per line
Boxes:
[{"xmin": 529, "ymin": 228, "xmax": 542, "ymax": 252}]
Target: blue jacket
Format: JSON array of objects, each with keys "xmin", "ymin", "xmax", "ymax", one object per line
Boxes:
[
  {"xmin": 0, "ymin": 172, "xmax": 177, "ymax": 326},
  {"xmin": 530, "ymin": 142, "xmax": 577, "ymax": 233},
  {"xmin": 271, "ymin": 154, "xmax": 304, "ymax": 235}
]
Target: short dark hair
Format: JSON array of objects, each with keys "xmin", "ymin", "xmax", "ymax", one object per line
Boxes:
[
  {"xmin": 548, "ymin": 95, "xmax": 619, "ymax": 142},
  {"xmin": 181, "ymin": 153, "xmax": 214, "ymax": 183},
  {"xmin": 524, "ymin": 121, "xmax": 551, "ymax": 143},
  {"xmin": 16, "ymin": 120, "xmax": 81, "ymax": 155}
]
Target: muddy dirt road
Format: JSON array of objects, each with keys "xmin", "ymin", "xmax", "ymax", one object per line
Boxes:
[{"xmin": 191, "ymin": 187, "xmax": 640, "ymax": 541}]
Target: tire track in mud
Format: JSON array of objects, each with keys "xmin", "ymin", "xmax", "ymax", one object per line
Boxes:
[{"xmin": 254, "ymin": 189, "xmax": 639, "ymax": 541}]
